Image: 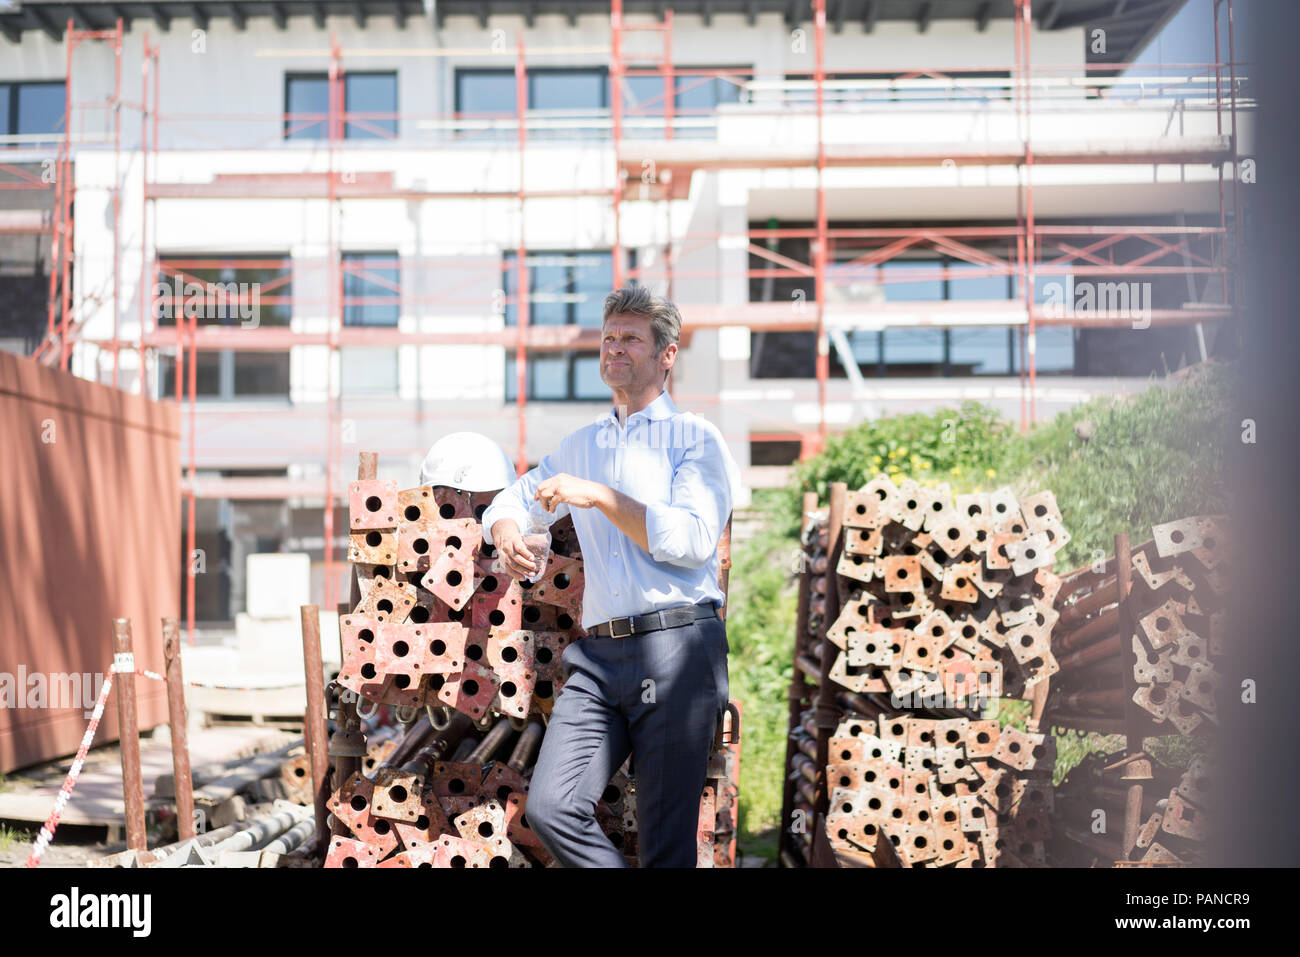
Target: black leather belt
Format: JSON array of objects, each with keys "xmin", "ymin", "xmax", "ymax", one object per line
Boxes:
[{"xmin": 589, "ymin": 602, "xmax": 717, "ymax": 638}]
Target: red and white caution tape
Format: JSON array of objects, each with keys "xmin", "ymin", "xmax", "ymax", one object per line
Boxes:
[{"xmin": 25, "ymin": 668, "xmax": 116, "ymax": 868}]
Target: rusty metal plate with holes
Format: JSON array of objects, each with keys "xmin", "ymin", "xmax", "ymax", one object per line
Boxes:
[
  {"xmin": 1132, "ymin": 546, "xmax": 1181, "ymax": 591},
  {"xmin": 1167, "ymin": 694, "xmax": 1205, "ymax": 735},
  {"xmin": 1136, "ymin": 811, "xmax": 1164, "ymax": 849},
  {"xmin": 846, "ymin": 630, "xmax": 896, "ymax": 669},
  {"xmin": 396, "ymin": 485, "xmax": 437, "ymax": 524},
  {"xmin": 1020, "ymin": 490, "xmax": 1062, "ymax": 534},
  {"xmin": 958, "ymin": 794, "xmax": 991, "ymax": 832},
  {"xmin": 363, "ymin": 737, "xmax": 397, "ymax": 776},
  {"xmin": 843, "ymin": 489, "xmax": 885, "ymax": 529},
  {"xmin": 280, "ymin": 753, "xmax": 312, "ymax": 806},
  {"xmin": 882, "ymin": 555, "xmax": 923, "ymax": 593},
  {"xmin": 376, "ymin": 848, "xmax": 437, "ymax": 868},
  {"xmin": 1141, "ymin": 842, "xmax": 1188, "ymax": 865},
  {"xmin": 1008, "ymin": 531, "xmax": 1054, "ymax": 576},
  {"xmin": 1035, "ymin": 568, "xmax": 1063, "ymax": 606},
  {"xmin": 997, "ymin": 592, "xmax": 1038, "ymax": 630},
  {"xmin": 484, "ymin": 764, "xmax": 530, "ymax": 804},
  {"xmin": 356, "ymin": 575, "xmax": 417, "ymax": 624},
  {"xmin": 888, "ymin": 478, "xmax": 928, "ymax": 531},
  {"xmin": 1132, "ymin": 682, "xmax": 1177, "ymax": 722},
  {"xmin": 900, "ymin": 630, "xmax": 949, "ymax": 672},
  {"xmin": 1132, "ymin": 633, "xmax": 1175, "ymax": 684},
  {"xmin": 436, "ymin": 659, "xmax": 501, "ymax": 718},
  {"xmin": 837, "ymin": 550, "xmax": 877, "ymax": 583},
  {"xmin": 888, "ymin": 822, "xmax": 939, "ymax": 865},
  {"xmin": 904, "ymin": 719, "xmax": 937, "ymax": 750},
  {"xmin": 1140, "ymin": 599, "xmax": 1192, "ymax": 653},
  {"xmin": 985, "ymin": 532, "xmax": 1019, "ymax": 570},
  {"xmin": 827, "ymin": 651, "xmax": 876, "ymax": 694},
  {"xmin": 429, "ymin": 762, "xmax": 486, "ymax": 800},
  {"xmin": 325, "ymin": 836, "xmax": 379, "ymax": 868},
  {"xmin": 951, "ymin": 491, "xmax": 989, "ymax": 528},
  {"xmin": 1005, "ymin": 619, "xmax": 1053, "ymax": 668},
  {"xmin": 919, "ymin": 485, "xmax": 956, "ymax": 534},
  {"xmin": 329, "ymin": 772, "xmax": 401, "ymax": 858},
  {"xmin": 878, "ymin": 715, "xmax": 911, "ymax": 746},
  {"xmin": 493, "ymin": 662, "xmax": 536, "ymax": 718},
  {"xmin": 935, "ymin": 747, "xmax": 978, "ymax": 784},
  {"xmin": 1152, "ymin": 517, "xmax": 1203, "ymax": 557},
  {"xmin": 988, "ymin": 487, "xmax": 1025, "ymax": 533},
  {"xmin": 471, "ymin": 574, "xmax": 523, "ymax": 631},
  {"xmin": 371, "ymin": 767, "xmax": 427, "ymax": 822},
  {"xmin": 349, "ymin": 527, "xmax": 398, "ymax": 565},
  {"xmin": 965, "ymin": 719, "xmax": 1000, "ymax": 758},
  {"xmin": 1178, "ymin": 759, "xmax": 1212, "ymax": 807},
  {"xmin": 928, "ymin": 509, "xmax": 977, "ymax": 559},
  {"xmin": 350, "ymin": 479, "xmax": 399, "ymax": 531},
  {"xmin": 354, "ymin": 563, "xmax": 393, "ymax": 601},
  {"xmin": 429, "ymin": 835, "xmax": 482, "ymax": 868},
  {"xmin": 1180, "ymin": 660, "xmax": 1216, "ymax": 712},
  {"xmin": 1170, "ymin": 632, "xmax": 1210, "ymax": 670},
  {"xmin": 419, "ymin": 621, "xmax": 470, "ymax": 673},
  {"xmin": 517, "ymin": 630, "xmax": 572, "ymax": 682},
  {"xmin": 825, "ymin": 762, "xmax": 869, "ymax": 795},
  {"xmin": 397, "ymin": 517, "xmax": 480, "ymax": 574},
  {"xmin": 861, "ymin": 473, "xmax": 901, "ymax": 514},
  {"xmin": 903, "ymin": 747, "xmax": 936, "ymax": 775},
  {"xmin": 940, "ymin": 561, "xmax": 981, "ymax": 603},
  {"xmin": 844, "ymin": 524, "xmax": 884, "ymax": 557},
  {"xmin": 392, "ymin": 789, "xmax": 454, "ymax": 852},
  {"xmin": 415, "ymin": 485, "xmax": 475, "ymax": 522},
  {"xmin": 827, "ymin": 601, "xmax": 872, "ymax": 649},
  {"xmin": 340, "ymin": 614, "xmax": 380, "ymax": 660},
  {"xmin": 529, "ymin": 553, "xmax": 586, "ymax": 613},
  {"xmin": 991, "ymin": 727, "xmax": 1046, "ymax": 772},
  {"xmin": 454, "ymin": 799, "xmax": 508, "ymax": 847},
  {"xmin": 504, "ymin": 793, "xmax": 545, "ymax": 851},
  {"xmin": 1161, "ymin": 790, "xmax": 1207, "ymax": 842},
  {"xmin": 932, "ymin": 718, "xmax": 969, "ymax": 751},
  {"xmin": 375, "ymin": 622, "xmax": 427, "ymax": 684},
  {"xmin": 422, "ymin": 544, "xmax": 478, "ymax": 611}
]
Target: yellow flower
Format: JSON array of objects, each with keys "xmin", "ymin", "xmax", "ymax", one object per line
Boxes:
[
  {"xmin": 920, "ymin": 461, "xmax": 931, "ymax": 469},
  {"xmin": 952, "ymin": 466, "xmax": 962, "ymax": 475},
  {"xmin": 986, "ymin": 468, "xmax": 996, "ymax": 477},
  {"xmin": 898, "ymin": 447, "xmax": 908, "ymax": 456},
  {"xmin": 888, "ymin": 465, "xmax": 900, "ymax": 473}
]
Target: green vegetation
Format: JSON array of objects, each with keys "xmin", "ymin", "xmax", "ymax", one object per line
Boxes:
[
  {"xmin": 0, "ymin": 823, "xmax": 32, "ymax": 853},
  {"xmin": 729, "ymin": 362, "xmax": 1233, "ymax": 858}
]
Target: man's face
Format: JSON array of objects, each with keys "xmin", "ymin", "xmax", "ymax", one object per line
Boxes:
[{"xmin": 600, "ymin": 312, "xmax": 675, "ymax": 393}]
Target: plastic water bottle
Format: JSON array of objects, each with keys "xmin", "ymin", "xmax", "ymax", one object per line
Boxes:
[{"xmin": 523, "ymin": 502, "xmax": 556, "ymax": 583}]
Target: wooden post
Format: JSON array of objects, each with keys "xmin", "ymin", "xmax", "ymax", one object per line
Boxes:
[
  {"xmin": 300, "ymin": 604, "xmax": 331, "ymax": 854},
  {"xmin": 808, "ymin": 481, "xmax": 847, "ymax": 866},
  {"xmin": 111, "ymin": 618, "xmax": 148, "ymax": 851},
  {"xmin": 161, "ymin": 617, "xmax": 195, "ymax": 841}
]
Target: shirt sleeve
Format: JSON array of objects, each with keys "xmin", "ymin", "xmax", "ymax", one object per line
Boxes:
[
  {"xmin": 643, "ymin": 415, "xmax": 736, "ymax": 568},
  {"xmin": 480, "ymin": 440, "xmax": 571, "ymax": 546}
]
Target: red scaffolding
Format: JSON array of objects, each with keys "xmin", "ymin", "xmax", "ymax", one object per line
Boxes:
[{"xmin": 24, "ymin": 1, "xmax": 1246, "ymax": 638}]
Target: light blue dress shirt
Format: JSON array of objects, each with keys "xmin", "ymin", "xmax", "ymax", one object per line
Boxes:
[{"xmin": 481, "ymin": 389, "xmax": 740, "ymax": 631}]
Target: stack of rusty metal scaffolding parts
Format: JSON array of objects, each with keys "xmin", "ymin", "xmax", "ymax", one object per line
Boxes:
[
  {"xmin": 827, "ymin": 474, "xmax": 1069, "ymax": 704},
  {"xmin": 779, "ymin": 477, "xmax": 1069, "ymax": 868},
  {"xmin": 321, "ymin": 475, "xmax": 741, "ymax": 868},
  {"xmin": 1043, "ymin": 515, "xmax": 1227, "ymax": 866}
]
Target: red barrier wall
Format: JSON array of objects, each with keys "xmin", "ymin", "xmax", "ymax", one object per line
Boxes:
[{"xmin": 0, "ymin": 352, "xmax": 180, "ymax": 772}]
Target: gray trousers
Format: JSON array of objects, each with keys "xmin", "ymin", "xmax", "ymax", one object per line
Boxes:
[{"xmin": 524, "ymin": 608, "xmax": 730, "ymax": 868}]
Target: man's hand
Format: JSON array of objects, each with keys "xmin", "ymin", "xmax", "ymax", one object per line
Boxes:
[
  {"xmin": 535, "ymin": 473, "xmax": 604, "ymax": 512},
  {"xmin": 490, "ymin": 519, "xmax": 539, "ymax": 581}
]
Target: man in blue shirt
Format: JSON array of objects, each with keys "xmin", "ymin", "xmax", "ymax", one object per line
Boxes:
[{"xmin": 482, "ymin": 285, "xmax": 738, "ymax": 867}]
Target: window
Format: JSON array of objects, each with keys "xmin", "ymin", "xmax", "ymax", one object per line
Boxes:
[
  {"xmin": 454, "ymin": 67, "xmax": 610, "ymax": 140},
  {"xmin": 341, "ymin": 252, "xmax": 400, "ymax": 396},
  {"xmin": 0, "ymin": 81, "xmax": 65, "ymax": 146},
  {"xmin": 284, "ymin": 72, "xmax": 397, "ymax": 140},
  {"xmin": 622, "ymin": 66, "xmax": 748, "ymax": 139},
  {"xmin": 501, "ymin": 250, "xmax": 613, "ymax": 401},
  {"xmin": 156, "ymin": 254, "xmax": 291, "ymax": 399}
]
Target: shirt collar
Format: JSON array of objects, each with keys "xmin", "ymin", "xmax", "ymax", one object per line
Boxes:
[{"xmin": 600, "ymin": 390, "xmax": 677, "ymax": 427}]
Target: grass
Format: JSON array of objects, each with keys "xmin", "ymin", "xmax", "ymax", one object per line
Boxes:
[
  {"xmin": 729, "ymin": 363, "xmax": 1233, "ymax": 856},
  {"xmin": 0, "ymin": 823, "xmax": 32, "ymax": 853}
]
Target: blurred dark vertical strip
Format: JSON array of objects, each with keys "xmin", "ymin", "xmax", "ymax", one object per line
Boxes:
[{"xmin": 1216, "ymin": 0, "xmax": 1300, "ymax": 867}]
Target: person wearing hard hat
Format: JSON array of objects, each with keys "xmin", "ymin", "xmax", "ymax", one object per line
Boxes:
[
  {"xmin": 417, "ymin": 431, "xmax": 517, "ymax": 495},
  {"xmin": 482, "ymin": 285, "xmax": 740, "ymax": 868}
]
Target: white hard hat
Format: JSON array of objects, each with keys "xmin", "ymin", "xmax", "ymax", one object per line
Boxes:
[{"xmin": 419, "ymin": 432, "xmax": 517, "ymax": 492}]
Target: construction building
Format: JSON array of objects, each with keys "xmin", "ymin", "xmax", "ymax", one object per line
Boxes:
[{"xmin": 0, "ymin": 0, "xmax": 1250, "ymax": 630}]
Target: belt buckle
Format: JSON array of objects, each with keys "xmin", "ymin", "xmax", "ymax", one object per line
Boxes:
[{"xmin": 608, "ymin": 616, "xmax": 634, "ymax": 639}]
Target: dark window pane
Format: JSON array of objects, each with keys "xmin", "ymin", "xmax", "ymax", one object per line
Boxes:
[
  {"xmin": 159, "ymin": 353, "xmax": 222, "ymax": 397},
  {"xmin": 15, "ymin": 82, "xmax": 65, "ymax": 142},
  {"xmin": 883, "ymin": 328, "xmax": 945, "ymax": 370},
  {"xmin": 458, "ymin": 70, "xmax": 517, "ymax": 115},
  {"xmin": 345, "ymin": 73, "xmax": 396, "ymax": 140},
  {"xmin": 343, "ymin": 252, "xmax": 400, "ymax": 326},
  {"xmin": 0, "ymin": 84, "xmax": 10, "ymax": 135},
  {"xmin": 286, "ymin": 74, "xmax": 329, "ymax": 139},
  {"xmin": 1033, "ymin": 327, "xmax": 1075, "ymax": 373},
  {"xmin": 233, "ymin": 352, "xmax": 291, "ymax": 395},
  {"xmin": 531, "ymin": 70, "xmax": 606, "ymax": 110},
  {"xmin": 949, "ymin": 326, "xmax": 1013, "ymax": 375},
  {"xmin": 572, "ymin": 253, "xmax": 612, "ymax": 327},
  {"xmin": 573, "ymin": 354, "xmax": 606, "ymax": 399}
]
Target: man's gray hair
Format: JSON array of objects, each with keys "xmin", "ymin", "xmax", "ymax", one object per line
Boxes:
[{"xmin": 602, "ymin": 285, "xmax": 682, "ymax": 356}]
